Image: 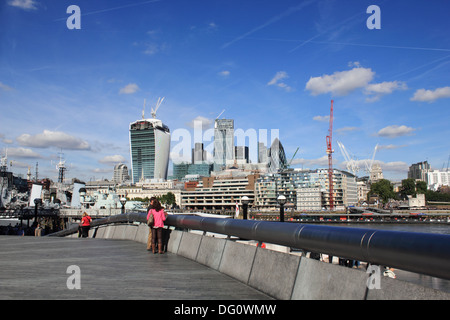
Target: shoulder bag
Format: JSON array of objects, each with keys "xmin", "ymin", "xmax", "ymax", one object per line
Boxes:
[{"xmin": 147, "ymin": 209, "xmax": 154, "ymax": 226}]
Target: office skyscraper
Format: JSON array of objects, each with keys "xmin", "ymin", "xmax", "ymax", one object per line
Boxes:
[
  {"xmin": 213, "ymin": 119, "xmax": 234, "ymax": 171},
  {"xmin": 129, "ymin": 100, "xmax": 170, "ymax": 182},
  {"xmin": 192, "ymin": 142, "xmax": 207, "ymax": 164}
]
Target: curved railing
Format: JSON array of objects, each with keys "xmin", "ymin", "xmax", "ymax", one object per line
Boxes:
[{"xmin": 50, "ymin": 213, "xmax": 450, "ymax": 281}]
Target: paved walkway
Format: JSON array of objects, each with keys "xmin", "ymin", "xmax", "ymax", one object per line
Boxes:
[{"xmin": 0, "ymin": 236, "xmax": 271, "ymax": 300}]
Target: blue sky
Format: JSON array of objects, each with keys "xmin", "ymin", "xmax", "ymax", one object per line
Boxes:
[{"xmin": 1, "ymin": 0, "xmax": 449, "ymax": 182}]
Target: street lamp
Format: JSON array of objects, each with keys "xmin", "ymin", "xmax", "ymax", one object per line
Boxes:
[
  {"xmin": 33, "ymin": 198, "xmax": 42, "ymax": 223},
  {"xmin": 277, "ymin": 195, "xmax": 287, "ymax": 222},
  {"xmin": 120, "ymin": 198, "xmax": 127, "ymax": 214},
  {"xmin": 241, "ymin": 196, "xmax": 250, "ymax": 220}
]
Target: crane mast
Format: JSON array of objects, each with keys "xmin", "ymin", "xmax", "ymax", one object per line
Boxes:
[{"xmin": 326, "ymin": 100, "xmax": 334, "ymax": 211}]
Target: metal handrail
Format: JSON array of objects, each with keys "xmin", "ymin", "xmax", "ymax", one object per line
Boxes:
[{"xmin": 50, "ymin": 213, "xmax": 450, "ymax": 281}]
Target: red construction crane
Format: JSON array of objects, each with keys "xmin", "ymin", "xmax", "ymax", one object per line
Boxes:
[{"xmin": 326, "ymin": 100, "xmax": 334, "ymax": 211}]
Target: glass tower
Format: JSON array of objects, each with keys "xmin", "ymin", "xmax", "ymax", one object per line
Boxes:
[
  {"xmin": 213, "ymin": 119, "xmax": 234, "ymax": 171},
  {"xmin": 129, "ymin": 118, "xmax": 170, "ymax": 183}
]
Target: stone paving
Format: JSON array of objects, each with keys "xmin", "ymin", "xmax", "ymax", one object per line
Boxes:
[{"xmin": 0, "ymin": 236, "xmax": 272, "ymax": 300}]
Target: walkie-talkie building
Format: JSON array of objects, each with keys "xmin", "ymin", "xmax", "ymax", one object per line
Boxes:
[{"xmin": 129, "ymin": 117, "xmax": 170, "ymax": 183}]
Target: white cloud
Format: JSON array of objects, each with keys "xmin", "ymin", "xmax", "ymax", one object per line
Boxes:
[
  {"xmin": 119, "ymin": 83, "xmax": 139, "ymax": 94},
  {"xmin": 267, "ymin": 71, "xmax": 294, "ymax": 92},
  {"xmin": 377, "ymin": 144, "xmax": 407, "ymax": 150},
  {"xmin": 187, "ymin": 116, "xmax": 214, "ymax": 130},
  {"xmin": 306, "ymin": 67, "xmax": 374, "ymax": 96},
  {"xmin": 8, "ymin": 0, "xmax": 38, "ymax": 10},
  {"xmin": 376, "ymin": 125, "xmax": 416, "ymax": 138},
  {"xmin": 7, "ymin": 147, "xmax": 42, "ymax": 158},
  {"xmin": 17, "ymin": 130, "xmax": 91, "ymax": 150},
  {"xmin": 410, "ymin": 86, "xmax": 450, "ymax": 102},
  {"xmin": 98, "ymin": 155, "xmax": 127, "ymax": 164},
  {"xmin": 364, "ymin": 81, "xmax": 407, "ymax": 102},
  {"xmin": 378, "ymin": 160, "xmax": 409, "ymax": 173},
  {"xmin": 336, "ymin": 127, "xmax": 360, "ymax": 134},
  {"xmin": 218, "ymin": 70, "xmax": 230, "ymax": 78},
  {"xmin": 290, "ymin": 155, "xmax": 330, "ymax": 167},
  {"xmin": 0, "ymin": 82, "xmax": 13, "ymax": 92},
  {"xmin": 312, "ymin": 115, "xmax": 330, "ymax": 122}
]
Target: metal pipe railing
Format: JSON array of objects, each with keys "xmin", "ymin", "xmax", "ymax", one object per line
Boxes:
[
  {"xmin": 50, "ymin": 213, "xmax": 450, "ymax": 281},
  {"xmin": 166, "ymin": 215, "xmax": 450, "ymax": 281}
]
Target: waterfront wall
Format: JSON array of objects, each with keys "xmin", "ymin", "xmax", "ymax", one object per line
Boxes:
[{"xmin": 68, "ymin": 223, "xmax": 450, "ymax": 300}]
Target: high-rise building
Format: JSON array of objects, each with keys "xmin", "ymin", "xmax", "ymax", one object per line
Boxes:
[
  {"xmin": 235, "ymin": 146, "xmax": 249, "ymax": 164},
  {"xmin": 408, "ymin": 161, "xmax": 431, "ymax": 182},
  {"xmin": 129, "ymin": 102, "xmax": 170, "ymax": 183},
  {"xmin": 113, "ymin": 163, "xmax": 130, "ymax": 183},
  {"xmin": 258, "ymin": 142, "xmax": 268, "ymax": 163},
  {"xmin": 192, "ymin": 142, "xmax": 207, "ymax": 164},
  {"xmin": 213, "ymin": 119, "xmax": 234, "ymax": 171},
  {"xmin": 267, "ymin": 138, "xmax": 287, "ymax": 173}
]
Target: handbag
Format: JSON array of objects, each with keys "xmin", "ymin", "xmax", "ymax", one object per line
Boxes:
[{"xmin": 147, "ymin": 210, "xmax": 154, "ymax": 226}]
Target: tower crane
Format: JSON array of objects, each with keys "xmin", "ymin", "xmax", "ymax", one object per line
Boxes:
[
  {"xmin": 281, "ymin": 147, "xmax": 300, "ymax": 170},
  {"xmin": 364, "ymin": 144, "xmax": 379, "ymax": 179},
  {"xmin": 326, "ymin": 100, "xmax": 334, "ymax": 211},
  {"xmin": 337, "ymin": 141, "xmax": 359, "ymax": 176},
  {"xmin": 151, "ymin": 97, "xmax": 165, "ymax": 119}
]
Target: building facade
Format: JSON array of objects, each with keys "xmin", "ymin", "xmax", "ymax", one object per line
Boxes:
[
  {"xmin": 408, "ymin": 161, "xmax": 431, "ymax": 182},
  {"xmin": 254, "ymin": 169, "xmax": 357, "ymax": 211},
  {"xmin": 297, "ymin": 187, "xmax": 323, "ymax": 211},
  {"xmin": 427, "ymin": 170, "xmax": 450, "ymax": 191},
  {"xmin": 213, "ymin": 119, "xmax": 234, "ymax": 171},
  {"xmin": 113, "ymin": 163, "xmax": 130, "ymax": 183},
  {"xmin": 172, "ymin": 162, "xmax": 213, "ymax": 181},
  {"xmin": 181, "ymin": 174, "xmax": 259, "ymax": 211},
  {"xmin": 129, "ymin": 118, "xmax": 170, "ymax": 182},
  {"xmin": 192, "ymin": 143, "xmax": 207, "ymax": 164}
]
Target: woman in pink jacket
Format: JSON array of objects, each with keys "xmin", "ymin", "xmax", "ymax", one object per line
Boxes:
[{"xmin": 147, "ymin": 199, "xmax": 168, "ymax": 254}]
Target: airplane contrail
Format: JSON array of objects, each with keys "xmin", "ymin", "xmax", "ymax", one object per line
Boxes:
[
  {"xmin": 55, "ymin": 0, "xmax": 161, "ymax": 21},
  {"xmin": 221, "ymin": 0, "xmax": 315, "ymax": 49}
]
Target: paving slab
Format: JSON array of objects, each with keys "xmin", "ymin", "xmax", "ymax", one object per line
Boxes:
[{"xmin": 0, "ymin": 236, "xmax": 271, "ymax": 300}]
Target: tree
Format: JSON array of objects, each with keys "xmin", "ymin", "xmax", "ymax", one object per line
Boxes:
[
  {"xmin": 415, "ymin": 181, "xmax": 427, "ymax": 194},
  {"xmin": 368, "ymin": 179, "xmax": 396, "ymax": 204},
  {"xmin": 400, "ymin": 179, "xmax": 428, "ymax": 199},
  {"xmin": 400, "ymin": 178, "xmax": 416, "ymax": 199},
  {"xmin": 157, "ymin": 192, "xmax": 176, "ymax": 207}
]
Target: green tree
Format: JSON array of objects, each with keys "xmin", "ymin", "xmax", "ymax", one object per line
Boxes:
[
  {"xmin": 415, "ymin": 181, "xmax": 427, "ymax": 194},
  {"xmin": 157, "ymin": 192, "xmax": 176, "ymax": 207},
  {"xmin": 368, "ymin": 179, "xmax": 396, "ymax": 204},
  {"xmin": 400, "ymin": 178, "xmax": 416, "ymax": 199},
  {"xmin": 400, "ymin": 179, "xmax": 428, "ymax": 199}
]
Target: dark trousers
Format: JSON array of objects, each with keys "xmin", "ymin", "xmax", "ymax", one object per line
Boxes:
[
  {"xmin": 151, "ymin": 227, "xmax": 163, "ymax": 245},
  {"xmin": 81, "ymin": 226, "xmax": 90, "ymax": 238}
]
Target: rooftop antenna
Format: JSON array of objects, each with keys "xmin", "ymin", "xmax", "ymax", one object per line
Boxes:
[
  {"xmin": 142, "ymin": 99, "xmax": 146, "ymax": 119},
  {"xmin": 151, "ymin": 97, "xmax": 165, "ymax": 119},
  {"xmin": 56, "ymin": 152, "xmax": 67, "ymax": 184}
]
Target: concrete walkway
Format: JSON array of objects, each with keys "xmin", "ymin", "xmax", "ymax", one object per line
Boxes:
[{"xmin": 0, "ymin": 236, "xmax": 271, "ymax": 300}]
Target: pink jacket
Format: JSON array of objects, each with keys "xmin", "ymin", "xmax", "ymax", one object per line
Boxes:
[{"xmin": 147, "ymin": 209, "xmax": 166, "ymax": 228}]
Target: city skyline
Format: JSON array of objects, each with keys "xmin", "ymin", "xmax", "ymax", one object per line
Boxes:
[{"xmin": 1, "ymin": 0, "xmax": 449, "ymax": 182}]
